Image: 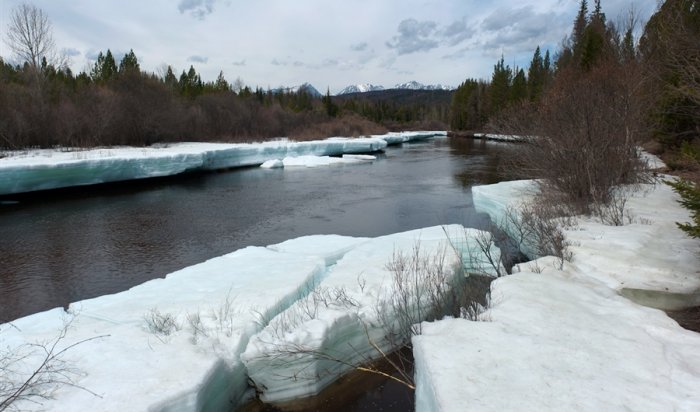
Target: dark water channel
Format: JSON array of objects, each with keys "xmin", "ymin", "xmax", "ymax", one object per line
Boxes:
[
  {"xmin": 0, "ymin": 138, "xmax": 517, "ymax": 322},
  {"xmin": 0, "ymin": 137, "xmax": 519, "ymax": 410}
]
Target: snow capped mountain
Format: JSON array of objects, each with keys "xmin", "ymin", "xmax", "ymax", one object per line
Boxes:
[
  {"xmin": 337, "ymin": 81, "xmax": 455, "ymax": 95},
  {"xmin": 337, "ymin": 83, "xmax": 385, "ymax": 95},
  {"xmin": 273, "ymin": 82, "xmax": 322, "ymax": 97},
  {"xmin": 393, "ymin": 81, "xmax": 455, "ymax": 91}
]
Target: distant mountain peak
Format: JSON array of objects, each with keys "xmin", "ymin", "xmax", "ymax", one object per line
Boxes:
[
  {"xmin": 393, "ymin": 81, "xmax": 454, "ymax": 91},
  {"xmin": 337, "ymin": 83, "xmax": 385, "ymax": 95},
  {"xmin": 273, "ymin": 82, "xmax": 322, "ymax": 97}
]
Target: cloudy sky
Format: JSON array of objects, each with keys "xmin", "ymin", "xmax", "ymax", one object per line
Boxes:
[{"xmin": 0, "ymin": 0, "xmax": 658, "ymax": 93}]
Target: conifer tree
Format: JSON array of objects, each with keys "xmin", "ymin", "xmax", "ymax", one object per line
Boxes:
[
  {"xmin": 489, "ymin": 56, "xmax": 512, "ymax": 114},
  {"xmin": 527, "ymin": 46, "xmax": 544, "ymax": 101},
  {"xmin": 118, "ymin": 49, "xmax": 139, "ymax": 74},
  {"xmin": 91, "ymin": 49, "xmax": 117, "ymax": 82}
]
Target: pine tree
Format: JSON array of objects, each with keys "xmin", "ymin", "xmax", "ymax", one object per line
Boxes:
[
  {"xmin": 510, "ymin": 68, "xmax": 528, "ymax": 103},
  {"xmin": 91, "ymin": 49, "xmax": 117, "ymax": 82},
  {"xmin": 118, "ymin": 49, "xmax": 139, "ymax": 74},
  {"xmin": 572, "ymin": 0, "xmax": 589, "ymax": 49},
  {"xmin": 214, "ymin": 70, "xmax": 229, "ymax": 92},
  {"xmin": 490, "ymin": 56, "xmax": 512, "ymax": 114},
  {"xmin": 527, "ymin": 46, "xmax": 544, "ymax": 101},
  {"xmin": 163, "ymin": 65, "xmax": 178, "ymax": 89}
]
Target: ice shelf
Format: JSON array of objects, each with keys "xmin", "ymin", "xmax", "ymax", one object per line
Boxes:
[
  {"xmin": 2, "ymin": 224, "xmax": 498, "ymax": 411},
  {"xmin": 0, "ymin": 132, "xmax": 444, "ymax": 195}
]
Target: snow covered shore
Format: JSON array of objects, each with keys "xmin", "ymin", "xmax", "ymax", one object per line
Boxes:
[
  {"xmin": 0, "ymin": 131, "xmax": 444, "ymax": 195},
  {"xmin": 413, "ymin": 178, "xmax": 700, "ymax": 411},
  {"xmin": 0, "ymin": 224, "xmax": 497, "ymax": 411}
]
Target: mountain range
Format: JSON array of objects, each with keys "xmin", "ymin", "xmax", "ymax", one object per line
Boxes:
[{"xmin": 338, "ymin": 81, "xmax": 454, "ymax": 95}]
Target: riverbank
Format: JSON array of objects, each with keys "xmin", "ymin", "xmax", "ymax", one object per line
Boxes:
[
  {"xmin": 0, "ymin": 224, "xmax": 499, "ymax": 411},
  {"xmin": 413, "ymin": 176, "xmax": 700, "ymax": 411},
  {"xmin": 0, "ymin": 131, "xmax": 445, "ymax": 196}
]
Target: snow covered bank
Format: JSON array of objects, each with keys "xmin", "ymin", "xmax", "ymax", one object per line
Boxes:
[
  {"xmin": 0, "ymin": 131, "xmax": 446, "ymax": 195},
  {"xmin": 413, "ymin": 178, "xmax": 700, "ymax": 411},
  {"xmin": 0, "ymin": 137, "xmax": 386, "ymax": 195},
  {"xmin": 2, "ymin": 224, "xmax": 495, "ymax": 411}
]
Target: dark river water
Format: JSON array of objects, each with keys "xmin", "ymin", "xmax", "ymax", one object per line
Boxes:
[{"xmin": 0, "ymin": 137, "xmax": 516, "ymax": 322}]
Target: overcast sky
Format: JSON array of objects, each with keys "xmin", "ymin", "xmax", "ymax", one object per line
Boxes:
[{"xmin": 0, "ymin": 0, "xmax": 659, "ymax": 93}]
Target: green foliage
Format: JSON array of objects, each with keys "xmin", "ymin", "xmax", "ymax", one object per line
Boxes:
[
  {"xmin": 667, "ymin": 178, "xmax": 700, "ymax": 238},
  {"xmin": 118, "ymin": 49, "xmax": 140, "ymax": 74},
  {"xmin": 91, "ymin": 50, "xmax": 117, "ymax": 82},
  {"xmin": 489, "ymin": 56, "xmax": 512, "ymax": 114},
  {"xmin": 322, "ymin": 88, "xmax": 339, "ymax": 117},
  {"xmin": 510, "ymin": 68, "xmax": 527, "ymax": 103}
]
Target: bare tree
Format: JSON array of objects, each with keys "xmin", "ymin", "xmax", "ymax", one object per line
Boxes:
[{"xmin": 4, "ymin": 3, "xmax": 55, "ymax": 69}]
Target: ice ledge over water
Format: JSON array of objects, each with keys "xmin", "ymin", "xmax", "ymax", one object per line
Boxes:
[
  {"xmin": 413, "ymin": 178, "xmax": 700, "ymax": 412},
  {"xmin": 0, "ymin": 132, "xmax": 443, "ymax": 195},
  {"xmin": 3, "ymin": 224, "xmax": 495, "ymax": 411}
]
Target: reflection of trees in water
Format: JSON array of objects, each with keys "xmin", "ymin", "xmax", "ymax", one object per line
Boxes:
[{"xmin": 449, "ymin": 138, "xmax": 524, "ymax": 188}]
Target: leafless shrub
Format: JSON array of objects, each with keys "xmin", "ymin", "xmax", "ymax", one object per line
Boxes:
[
  {"xmin": 0, "ymin": 317, "xmax": 105, "ymax": 411},
  {"xmin": 144, "ymin": 309, "xmax": 179, "ymax": 338},
  {"xmin": 212, "ymin": 289, "xmax": 236, "ymax": 337},
  {"xmin": 493, "ymin": 64, "xmax": 653, "ymax": 215},
  {"xmin": 185, "ymin": 312, "xmax": 208, "ymax": 344}
]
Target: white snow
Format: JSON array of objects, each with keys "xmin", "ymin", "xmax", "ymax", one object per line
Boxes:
[
  {"xmin": 413, "ymin": 178, "xmax": 700, "ymax": 412},
  {"xmin": 1, "ymin": 225, "xmax": 496, "ymax": 411},
  {"xmin": 473, "ymin": 133, "xmax": 530, "ymax": 142},
  {"xmin": 0, "ymin": 132, "xmax": 447, "ymax": 195},
  {"xmin": 260, "ymin": 154, "xmax": 376, "ymax": 169},
  {"xmin": 241, "ymin": 225, "xmax": 502, "ymax": 404}
]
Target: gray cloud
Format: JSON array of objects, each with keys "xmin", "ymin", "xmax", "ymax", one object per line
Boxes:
[
  {"xmin": 350, "ymin": 42, "xmax": 368, "ymax": 52},
  {"xmin": 386, "ymin": 18, "xmax": 439, "ymax": 55},
  {"xmin": 178, "ymin": 0, "xmax": 216, "ymax": 20},
  {"xmin": 187, "ymin": 55, "xmax": 209, "ymax": 63},
  {"xmin": 479, "ymin": 6, "xmax": 567, "ymax": 53},
  {"xmin": 293, "ymin": 61, "xmax": 305, "ymax": 67},
  {"xmin": 85, "ymin": 49, "xmax": 101, "ymax": 60},
  {"xmin": 441, "ymin": 18, "xmax": 476, "ymax": 46},
  {"xmin": 232, "ymin": 59, "xmax": 246, "ymax": 66},
  {"xmin": 271, "ymin": 58, "xmax": 287, "ymax": 66},
  {"xmin": 61, "ymin": 47, "xmax": 81, "ymax": 57}
]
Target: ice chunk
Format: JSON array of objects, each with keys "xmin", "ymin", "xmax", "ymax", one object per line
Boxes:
[
  {"xmin": 241, "ymin": 225, "xmax": 503, "ymax": 404},
  {"xmin": 375, "ymin": 131, "xmax": 446, "ymax": 145},
  {"xmin": 0, "ymin": 137, "xmax": 388, "ymax": 195},
  {"xmin": 260, "ymin": 159, "xmax": 283, "ymax": 168},
  {"xmin": 413, "ymin": 271, "xmax": 700, "ymax": 411},
  {"xmin": 2, "ymin": 247, "xmax": 328, "ymax": 412}
]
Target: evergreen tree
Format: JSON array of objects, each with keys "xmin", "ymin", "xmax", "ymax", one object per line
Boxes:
[
  {"xmin": 322, "ymin": 88, "xmax": 339, "ymax": 117},
  {"xmin": 118, "ymin": 49, "xmax": 140, "ymax": 74},
  {"xmin": 490, "ymin": 56, "xmax": 512, "ymax": 114},
  {"xmin": 572, "ymin": 0, "xmax": 589, "ymax": 49},
  {"xmin": 91, "ymin": 49, "xmax": 117, "ymax": 82},
  {"xmin": 527, "ymin": 46, "xmax": 544, "ymax": 101},
  {"xmin": 510, "ymin": 68, "xmax": 528, "ymax": 103},
  {"xmin": 214, "ymin": 70, "xmax": 229, "ymax": 92},
  {"xmin": 163, "ymin": 65, "xmax": 178, "ymax": 89}
]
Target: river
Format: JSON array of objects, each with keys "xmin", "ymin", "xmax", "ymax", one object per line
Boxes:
[{"xmin": 0, "ymin": 137, "xmax": 516, "ymax": 324}]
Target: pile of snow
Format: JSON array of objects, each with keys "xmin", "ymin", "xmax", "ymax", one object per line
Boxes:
[
  {"xmin": 241, "ymin": 225, "xmax": 503, "ymax": 403},
  {"xmin": 260, "ymin": 154, "xmax": 375, "ymax": 169},
  {"xmin": 1, "ymin": 224, "xmax": 499, "ymax": 411},
  {"xmin": 337, "ymin": 83, "xmax": 385, "ymax": 95},
  {"xmin": 413, "ymin": 178, "xmax": 700, "ymax": 411}
]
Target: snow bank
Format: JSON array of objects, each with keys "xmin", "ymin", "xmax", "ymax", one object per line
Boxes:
[
  {"xmin": 413, "ymin": 179, "xmax": 700, "ymax": 412},
  {"xmin": 1, "ymin": 241, "xmax": 360, "ymax": 411},
  {"xmin": 241, "ymin": 225, "xmax": 502, "ymax": 404},
  {"xmin": 0, "ymin": 131, "xmax": 447, "ymax": 195},
  {"xmin": 0, "ymin": 137, "xmax": 388, "ymax": 195},
  {"xmin": 5, "ymin": 225, "xmax": 497, "ymax": 411}
]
